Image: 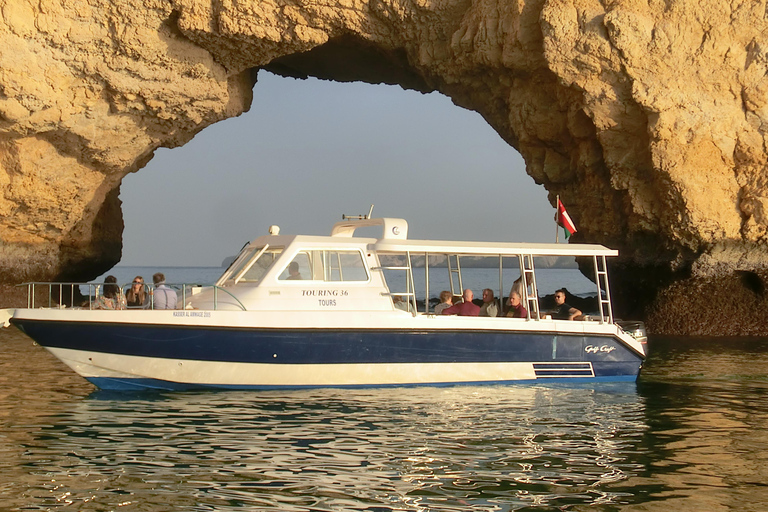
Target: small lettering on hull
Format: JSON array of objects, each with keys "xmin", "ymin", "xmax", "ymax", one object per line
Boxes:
[
  {"xmin": 173, "ymin": 311, "xmax": 211, "ymax": 318},
  {"xmin": 584, "ymin": 344, "xmax": 616, "ymax": 354}
]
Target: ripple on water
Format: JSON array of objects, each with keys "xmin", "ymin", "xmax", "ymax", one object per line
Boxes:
[
  {"xmin": 1, "ymin": 380, "xmax": 650, "ymax": 510},
  {"xmin": 4, "ymin": 329, "xmax": 768, "ymax": 510}
]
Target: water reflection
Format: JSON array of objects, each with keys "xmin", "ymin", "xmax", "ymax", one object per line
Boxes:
[
  {"xmin": 16, "ymin": 386, "xmax": 653, "ymax": 510},
  {"xmin": 635, "ymin": 337, "xmax": 768, "ymax": 511},
  {"xmin": 3, "ymin": 328, "xmax": 768, "ymax": 510}
]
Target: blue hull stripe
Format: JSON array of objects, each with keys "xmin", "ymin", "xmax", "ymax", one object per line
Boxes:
[
  {"xmin": 14, "ymin": 319, "xmax": 643, "ymax": 386},
  {"xmin": 15, "ymin": 319, "xmax": 642, "ymax": 365}
]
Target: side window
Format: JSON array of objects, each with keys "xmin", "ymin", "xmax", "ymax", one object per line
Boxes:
[
  {"xmin": 279, "ymin": 252, "xmax": 312, "ymax": 281},
  {"xmin": 325, "ymin": 251, "xmax": 368, "ymax": 282}
]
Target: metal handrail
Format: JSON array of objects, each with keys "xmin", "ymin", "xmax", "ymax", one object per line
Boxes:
[
  {"xmin": 16, "ymin": 282, "xmax": 247, "ymax": 311},
  {"xmin": 144, "ymin": 283, "xmax": 248, "ymax": 311},
  {"xmin": 592, "ymin": 255, "xmax": 613, "ymax": 324},
  {"xmin": 210, "ymin": 285, "xmax": 247, "ymax": 311},
  {"xmin": 19, "ymin": 282, "xmax": 103, "ymax": 310},
  {"xmin": 376, "ymin": 253, "xmax": 418, "ymax": 314}
]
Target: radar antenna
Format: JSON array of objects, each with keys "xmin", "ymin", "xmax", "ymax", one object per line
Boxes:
[{"xmin": 342, "ymin": 204, "xmax": 374, "ymax": 221}]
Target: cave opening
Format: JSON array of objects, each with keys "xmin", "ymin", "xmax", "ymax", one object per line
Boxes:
[{"xmin": 109, "ymin": 71, "xmax": 552, "ymax": 272}]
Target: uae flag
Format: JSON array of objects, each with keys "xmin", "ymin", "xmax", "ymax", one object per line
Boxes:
[{"xmin": 556, "ymin": 198, "xmax": 577, "ymax": 239}]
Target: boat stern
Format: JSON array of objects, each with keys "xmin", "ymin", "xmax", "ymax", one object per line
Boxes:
[{"xmin": 616, "ymin": 320, "xmax": 648, "ymax": 357}]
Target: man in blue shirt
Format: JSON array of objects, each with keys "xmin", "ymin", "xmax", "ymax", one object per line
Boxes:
[{"xmin": 152, "ymin": 272, "xmax": 178, "ymax": 310}]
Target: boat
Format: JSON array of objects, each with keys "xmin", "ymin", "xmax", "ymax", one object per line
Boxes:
[{"xmin": 4, "ymin": 215, "xmax": 647, "ymax": 391}]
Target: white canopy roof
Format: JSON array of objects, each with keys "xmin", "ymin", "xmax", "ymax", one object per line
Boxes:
[
  {"xmin": 250, "ymin": 218, "xmax": 618, "ymax": 258},
  {"xmin": 371, "ymin": 239, "xmax": 618, "ymax": 257}
]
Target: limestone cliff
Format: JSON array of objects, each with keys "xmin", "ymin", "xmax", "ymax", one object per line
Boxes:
[{"xmin": 1, "ymin": 0, "xmax": 767, "ymax": 334}]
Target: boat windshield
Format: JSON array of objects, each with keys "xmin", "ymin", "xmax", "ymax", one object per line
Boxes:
[{"xmin": 218, "ymin": 246, "xmax": 284, "ymax": 285}]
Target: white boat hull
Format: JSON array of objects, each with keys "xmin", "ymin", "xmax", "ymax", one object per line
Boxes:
[{"xmin": 12, "ymin": 309, "xmax": 644, "ymax": 390}]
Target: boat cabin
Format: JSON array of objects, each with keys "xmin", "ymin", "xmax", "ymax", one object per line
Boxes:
[{"xmin": 188, "ymin": 217, "xmax": 618, "ymax": 324}]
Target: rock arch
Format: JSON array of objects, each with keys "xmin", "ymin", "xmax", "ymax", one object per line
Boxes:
[{"xmin": 1, "ymin": 0, "xmax": 767, "ymax": 333}]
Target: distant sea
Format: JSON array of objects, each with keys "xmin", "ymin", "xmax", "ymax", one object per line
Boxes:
[
  {"xmin": 95, "ymin": 266, "xmax": 225, "ymax": 289},
  {"xmin": 95, "ymin": 265, "xmax": 598, "ymax": 300}
]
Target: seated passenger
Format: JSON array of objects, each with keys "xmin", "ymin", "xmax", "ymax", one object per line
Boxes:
[
  {"xmin": 551, "ymin": 288, "xmax": 582, "ymax": 320},
  {"xmin": 286, "ymin": 261, "xmax": 303, "ymax": 280},
  {"xmin": 95, "ymin": 275, "xmax": 126, "ymax": 310},
  {"xmin": 392, "ymin": 295, "xmax": 409, "ymax": 311},
  {"xmin": 125, "ymin": 275, "xmax": 149, "ymax": 309},
  {"xmin": 502, "ymin": 277, "xmax": 526, "ymax": 316},
  {"xmin": 433, "ymin": 290, "xmax": 453, "ymax": 315},
  {"xmin": 510, "ymin": 277, "xmax": 525, "ymax": 302},
  {"xmin": 479, "ymin": 288, "xmax": 499, "ymax": 317},
  {"xmin": 152, "ymin": 272, "xmax": 178, "ymax": 310},
  {"xmin": 441, "ymin": 289, "xmax": 480, "ymax": 316},
  {"xmin": 506, "ymin": 291, "xmax": 528, "ymax": 318}
]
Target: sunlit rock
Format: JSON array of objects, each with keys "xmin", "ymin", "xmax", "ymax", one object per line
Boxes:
[{"xmin": 1, "ymin": 0, "xmax": 767, "ymax": 333}]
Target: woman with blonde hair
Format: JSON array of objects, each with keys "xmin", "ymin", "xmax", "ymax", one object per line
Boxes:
[{"xmin": 125, "ymin": 275, "xmax": 149, "ymax": 308}]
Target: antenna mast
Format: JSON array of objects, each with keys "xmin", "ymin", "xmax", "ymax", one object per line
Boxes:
[{"xmin": 342, "ymin": 204, "xmax": 374, "ymax": 221}]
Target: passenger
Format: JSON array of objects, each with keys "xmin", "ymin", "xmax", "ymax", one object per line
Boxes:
[
  {"xmin": 95, "ymin": 275, "xmax": 126, "ymax": 310},
  {"xmin": 510, "ymin": 276, "xmax": 525, "ymax": 302},
  {"xmin": 286, "ymin": 261, "xmax": 303, "ymax": 280},
  {"xmin": 479, "ymin": 288, "xmax": 499, "ymax": 317},
  {"xmin": 392, "ymin": 295, "xmax": 409, "ymax": 311},
  {"xmin": 152, "ymin": 272, "xmax": 178, "ymax": 310},
  {"xmin": 125, "ymin": 275, "xmax": 149, "ymax": 308},
  {"xmin": 433, "ymin": 290, "xmax": 453, "ymax": 315},
  {"xmin": 504, "ymin": 276, "xmax": 526, "ymax": 316},
  {"xmin": 506, "ymin": 291, "xmax": 528, "ymax": 318},
  {"xmin": 441, "ymin": 289, "xmax": 480, "ymax": 316},
  {"xmin": 551, "ymin": 288, "xmax": 582, "ymax": 320}
]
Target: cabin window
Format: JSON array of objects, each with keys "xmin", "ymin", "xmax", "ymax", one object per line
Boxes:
[
  {"xmin": 277, "ymin": 250, "xmax": 368, "ymax": 282},
  {"xmin": 219, "ymin": 247, "xmax": 254, "ymax": 284},
  {"xmin": 236, "ymin": 247, "xmax": 284, "ymax": 283},
  {"xmin": 324, "ymin": 251, "xmax": 368, "ymax": 282},
  {"xmin": 278, "ymin": 252, "xmax": 312, "ymax": 281}
]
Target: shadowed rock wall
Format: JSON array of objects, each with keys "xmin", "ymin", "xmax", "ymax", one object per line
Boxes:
[{"xmin": 1, "ymin": 0, "xmax": 768, "ymax": 333}]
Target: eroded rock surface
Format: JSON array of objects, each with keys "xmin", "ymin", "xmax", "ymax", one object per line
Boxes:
[{"xmin": 1, "ymin": 0, "xmax": 768, "ymax": 333}]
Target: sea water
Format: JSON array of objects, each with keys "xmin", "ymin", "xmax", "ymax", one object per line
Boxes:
[
  {"xmin": 3, "ymin": 268, "xmax": 768, "ymax": 510},
  {"xmin": 1, "ymin": 329, "xmax": 767, "ymax": 510}
]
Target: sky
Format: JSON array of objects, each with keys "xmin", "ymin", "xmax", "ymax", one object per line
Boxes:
[{"xmin": 118, "ymin": 71, "xmax": 555, "ymax": 267}]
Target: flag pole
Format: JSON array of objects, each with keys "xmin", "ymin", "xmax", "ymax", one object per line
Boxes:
[{"xmin": 555, "ymin": 194, "xmax": 560, "ymax": 244}]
